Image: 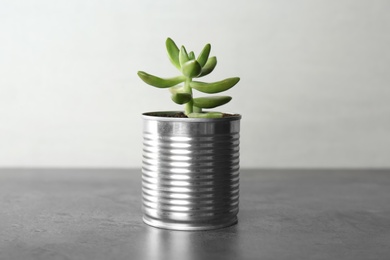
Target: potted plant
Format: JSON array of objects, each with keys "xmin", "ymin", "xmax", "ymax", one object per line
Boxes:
[{"xmin": 137, "ymin": 38, "xmax": 241, "ymax": 230}]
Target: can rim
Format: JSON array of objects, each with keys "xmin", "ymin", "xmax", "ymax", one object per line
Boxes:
[{"xmin": 142, "ymin": 111, "xmax": 241, "ymax": 122}]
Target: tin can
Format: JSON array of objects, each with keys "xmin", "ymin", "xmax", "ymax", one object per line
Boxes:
[{"xmin": 142, "ymin": 112, "xmax": 241, "ymax": 230}]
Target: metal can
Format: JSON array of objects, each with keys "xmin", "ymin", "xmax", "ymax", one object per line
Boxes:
[{"xmin": 142, "ymin": 112, "xmax": 241, "ymax": 230}]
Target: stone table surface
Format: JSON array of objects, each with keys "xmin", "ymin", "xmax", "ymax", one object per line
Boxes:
[{"xmin": 0, "ymin": 168, "xmax": 389, "ymax": 260}]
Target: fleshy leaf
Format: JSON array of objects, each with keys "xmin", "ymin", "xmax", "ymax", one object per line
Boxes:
[
  {"xmin": 179, "ymin": 46, "xmax": 189, "ymax": 67},
  {"xmin": 171, "ymin": 92, "xmax": 192, "ymax": 104},
  {"xmin": 182, "ymin": 60, "xmax": 202, "ymax": 78},
  {"xmin": 197, "ymin": 56, "xmax": 217, "ymax": 77},
  {"xmin": 197, "ymin": 43, "xmax": 211, "ymax": 67},
  {"xmin": 166, "ymin": 38, "xmax": 181, "ymax": 70},
  {"xmin": 188, "ymin": 51, "xmax": 195, "ymax": 60},
  {"xmin": 190, "ymin": 77, "xmax": 240, "ymax": 93},
  {"xmin": 137, "ymin": 71, "xmax": 185, "ymax": 88},
  {"xmin": 188, "ymin": 112, "xmax": 223, "ymax": 118},
  {"xmin": 193, "ymin": 96, "xmax": 232, "ymax": 108}
]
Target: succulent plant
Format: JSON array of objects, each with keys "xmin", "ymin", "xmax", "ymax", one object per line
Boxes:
[{"xmin": 137, "ymin": 38, "xmax": 240, "ymax": 118}]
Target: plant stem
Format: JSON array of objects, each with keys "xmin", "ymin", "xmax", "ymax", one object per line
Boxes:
[{"xmin": 184, "ymin": 78, "xmax": 193, "ymax": 115}]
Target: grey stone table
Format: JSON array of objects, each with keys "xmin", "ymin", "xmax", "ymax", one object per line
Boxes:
[{"xmin": 1, "ymin": 169, "xmax": 389, "ymax": 260}]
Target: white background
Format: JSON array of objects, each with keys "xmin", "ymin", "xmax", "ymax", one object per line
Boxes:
[{"xmin": 1, "ymin": 0, "xmax": 389, "ymax": 168}]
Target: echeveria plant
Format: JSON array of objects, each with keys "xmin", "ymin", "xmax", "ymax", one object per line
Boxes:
[{"xmin": 137, "ymin": 38, "xmax": 240, "ymax": 118}]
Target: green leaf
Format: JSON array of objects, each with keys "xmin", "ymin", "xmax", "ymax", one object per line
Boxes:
[
  {"xmin": 182, "ymin": 60, "xmax": 202, "ymax": 78},
  {"xmin": 179, "ymin": 46, "xmax": 189, "ymax": 67},
  {"xmin": 165, "ymin": 38, "xmax": 180, "ymax": 70},
  {"xmin": 193, "ymin": 96, "xmax": 232, "ymax": 108},
  {"xmin": 197, "ymin": 56, "xmax": 217, "ymax": 77},
  {"xmin": 137, "ymin": 71, "xmax": 185, "ymax": 88},
  {"xmin": 171, "ymin": 92, "xmax": 192, "ymax": 104},
  {"xmin": 197, "ymin": 43, "xmax": 211, "ymax": 67},
  {"xmin": 188, "ymin": 112, "xmax": 223, "ymax": 118},
  {"xmin": 188, "ymin": 51, "xmax": 195, "ymax": 60},
  {"xmin": 190, "ymin": 77, "xmax": 240, "ymax": 93}
]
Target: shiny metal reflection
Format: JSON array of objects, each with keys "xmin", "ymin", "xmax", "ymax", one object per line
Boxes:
[{"xmin": 142, "ymin": 112, "xmax": 241, "ymax": 230}]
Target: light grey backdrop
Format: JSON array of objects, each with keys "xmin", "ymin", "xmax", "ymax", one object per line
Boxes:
[{"xmin": 1, "ymin": 0, "xmax": 389, "ymax": 168}]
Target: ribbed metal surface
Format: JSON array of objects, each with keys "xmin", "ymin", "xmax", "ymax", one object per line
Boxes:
[{"xmin": 142, "ymin": 112, "xmax": 241, "ymax": 230}]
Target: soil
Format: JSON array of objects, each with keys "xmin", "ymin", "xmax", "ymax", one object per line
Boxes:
[{"xmin": 148, "ymin": 112, "xmax": 239, "ymax": 118}]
